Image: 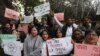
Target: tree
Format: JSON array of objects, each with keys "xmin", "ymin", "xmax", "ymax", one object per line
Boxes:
[
  {"xmin": 49, "ymin": 0, "xmax": 99, "ymax": 19},
  {"xmin": 0, "ymin": 0, "xmax": 14, "ymax": 24},
  {"xmin": 24, "ymin": 0, "xmax": 42, "ymax": 15}
]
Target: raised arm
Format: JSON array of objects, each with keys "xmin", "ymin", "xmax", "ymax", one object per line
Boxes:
[{"xmin": 54, "ymin": 16, "xmax": 64, "ymax": 28}]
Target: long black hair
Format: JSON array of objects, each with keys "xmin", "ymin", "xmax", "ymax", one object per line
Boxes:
[
  {"xmin": 40, "ymin": 29, "xmax": 49, "ymax": 37},
  {"xmin": 72, "ymin": 29, "xmax": 84, "ymax": 40},
  {"xmin": 55, "ymin": 27, "xmax": 63, "ymax": 38},
  {"xmin": 40, "ymin": 29, "xmax": 49, "ymax": 41},
  {"xmin": 85, "ymin": 29, "xmax": 99, "ymax": 37},
  {"xmin": 28, "ymin": 26, "xmax": 39, "ymax": 34}
]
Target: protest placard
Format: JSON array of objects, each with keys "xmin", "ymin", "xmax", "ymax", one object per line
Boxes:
[
  {"xmin": 34, "ymin": 2, "xmax": 50, "ymax": 16},
  {"xmin": 74, "ymin": 43, "xmax": 100, "ymax": 56},
  {"xmin": 0, "ymin": 34, "xmax": 17, "ymax": 47},
  {"xmin": 96, "ymin": 4, "xmax": 100, "ymax": 15},
  {"xmin": 3, "ymin": 41, "xmax": 23, "ymax": 56},
  {"xmin": 0, "ymin": 34, "xmax": 22, "ymax": 56},
  {"xmin": 21, "ymin": 15, "xmax": 34, "ymax": 23},
  {"xmin": 0, "ymin": 34, "xmax": 17, "ymax": 41},
  {"xmin": 4, "ymin": 8, "xmax": 20, "ymax": 20},
  {"xmin": 18, "ymin": 25, "xmax": 28, "ymax": 34},
  {"xmin": 54, "ymin": 13, "xmax": 64, "ymax": 21},
  {"xmin": 47, "ymin": 37, "xmax": 73, "ymax": 55}
]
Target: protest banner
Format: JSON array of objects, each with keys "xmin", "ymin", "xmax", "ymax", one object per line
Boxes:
[
  {"xmin": 0, "ymin": 34, "xmax": 17, "ymax": 47},
  {"xmin": 96, "ymin": 4, "xmax": 100, "ymax": 15},
  {"xmin": 74, "ymin": 43, "xmax": 100, "ymax": 56},
  {"xmin": 21, "ymin": 15, "xmax": 34, "ymax": 23},
  {"xmin": 46, "ymin": 37, "xmax": 73, "ymax": 55},
  {"xmin": 34, "ymin": 2, "xmax": 50, "ymax": 16},
  {"xmin": 0, "ymin": 34, "xmax": 16, "ymax": 46},
  {"xmin": 18, "ymin": 25, "xmax": 28, "ymax": 34},
  {"xmin": 0, "ymin": 34, "xmax": 17, "ymax": 41},
  {"xmin": 0, "ymin": 34, "xmax": 22, "ymax": 56},
  {"xmin": 3, "ymin": 41, "xmax": 23, "ymax": 56},
  {"xmin": 54, "ymin": 13, "xmax": 64, "ymax": 21},
  {"xmin": 4, "ymin": 8, "xmax": 20, "ymax": 20}
]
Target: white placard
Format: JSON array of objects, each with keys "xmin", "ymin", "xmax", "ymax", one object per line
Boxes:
[
  {"xmin": 3, "ymin": 41, "xmax": 23, "ymax": 56},
  {"xmin": 21, "ymin": 15, "xmax": 34, "ymax": 23},
  {"xmin": 34, "ymin": 11, "xmax": 49, "ymax": 17},
  {"xmin": 96, "ymin": 4, "xmax": 100, "ymax": 15},
  {"xmin": 34, "ymin": 2, "xmax": 50, "ymax": 16},
  {"xmin": 46, "ymin": 37, "xmax": 73, "ymax": 55}
]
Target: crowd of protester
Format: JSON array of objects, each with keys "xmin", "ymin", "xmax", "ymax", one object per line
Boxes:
[{"xmin": 0, "ymin": 11, "xmax": 100, "ymax": 56}]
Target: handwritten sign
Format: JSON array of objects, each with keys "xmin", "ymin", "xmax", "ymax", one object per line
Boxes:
[
  {"xmin": 21, "ymin": 15, "xmax": 34, "ymax": 23},
  {"xmin": 74, "ymin": 43, "xmax": 100, "ymax": 56},
  {"xmin": 0, "ymin": 34, "xmax": 22, "ymax": 56},
  {"xmin": 34, "ymin": 2, "xmax": 50, "ymax": 16},
  {"xmin": 54, "ymin": 13, "xmax": 64, "ymax": 21},
  {"xmin": 0, "ymin": 34, "xmax": 17, "ymax": 47},
  {"xmin": 47, "ymin": 37, "xmax": 73, "ymax": 55},
  {"xmin": 3, "ymin": 41, "xmax": 22, "ymax": 56},
  {"xmin": 4, "ymin": 8, "xmax": 20, "ymax": 20}
]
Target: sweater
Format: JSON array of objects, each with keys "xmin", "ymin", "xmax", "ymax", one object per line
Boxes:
[{"xmin": 24, "ymin": 35, "xmax": 43, "ymax": 56}]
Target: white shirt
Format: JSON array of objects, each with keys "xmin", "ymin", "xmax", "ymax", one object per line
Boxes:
[
  {"xmin": 65, "ymin": 26, "xmax": 73, "ymax": 38},
  {"xmin": 73, "ymin": 23, "xmax": 78, "ymax": 29},
  {"xmin": 41, "ymin": 42, "xmax": 47, "ymax": 56}
]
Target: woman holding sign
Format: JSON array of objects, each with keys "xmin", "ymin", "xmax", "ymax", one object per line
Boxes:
[
  {"xmin": 40, "ymin": 29, "xmax": 73, "ymax": 56},
  {"xmin": 40, "ymin": 29, "xmax": 52, "ymax": 56},
  {"xmin": 24, "ymin": 26, "xmax": 43, "ymax": 56},
  {"xmin": 0, "ymin": 38, "xmax": 10, "ymax": 56}
]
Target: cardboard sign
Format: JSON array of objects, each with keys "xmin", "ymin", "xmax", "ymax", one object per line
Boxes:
[
  {"xmin": 3, "ymin": 41, "xmax": 22, "ymax": 56},
  {"xmin": 0, "ymin": 34, "xmax": 23, "ymax": 56},
  {"xmin": 34, "ymin": 11, "xmax": 49, "ymax": 17},
  {"xmin": 21, "ymin": 16, "xmax": 34, "ymax": 23},
  {"xmin": 0, "ymin": 34, "xmax": 17, "ymax": 47},
  {"xmin": 18, "ymin": 25, "xmax": 28, "ymax": 34},
  {"xmin": 34, "ymin": 2, "xmax": 50, "ymax": 16},
  {"xmin": 74, "ymin": 43, "xmax": 100, "ymax": 56},
  {"xmin": 0, "ymin": 34, "xmax": 17, "ymax": 41},
  {"xmin": 47, "ymin": 37, "xmax": 73, "ymax": 55},
  {"xmin": 54, "ymin": 13, "xmax": 64, "ymax": 21},
  {"xmin": 4, "ymin": 8, "xmax": 20, "ymax": 20},
  {"xmin": 96, "ymin": 4, "xmax": 100, "ymax": 15}
]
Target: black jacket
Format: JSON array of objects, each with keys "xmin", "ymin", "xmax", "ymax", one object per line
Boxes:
[
  {"xmin": 0, "ymin": 47, "xmax": 10, "ymax": 56},
  {"xmin": 62, "ymin": 24, "xmax": 74, "ymax": 37}
]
